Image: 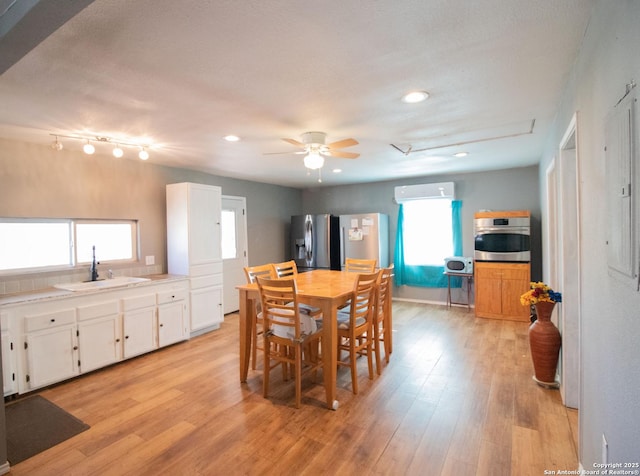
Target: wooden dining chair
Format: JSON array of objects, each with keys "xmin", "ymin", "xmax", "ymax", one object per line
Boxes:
[
  {"xmin": 336, "ymin": 270, "xmax": 380, "ymax": 394},
  {"xmin": 372, "ymin": 264, "xmax": 394, "ymax": 375},
  {"xmin": 271, "ymin": 260, "xmax": 321, "ymax": 318},
  {"xmin": 256, "ymin": 276, "xmax": 324, "ymax": 408},
  {"xmin": 244, "ymin": 264, "xmax": 276, "ymax": 370},
  {"xmin": 344, "ymin": 258, "xmax": 377, "ymax": 273}
]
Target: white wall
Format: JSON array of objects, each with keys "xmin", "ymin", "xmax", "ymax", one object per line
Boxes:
[
  {"xmin": 0, "ymin": 138, "xmax": 303, "ymax": 293},
  {"xmin": 539, "ymin": 1, "xmax": 640, "ymax": 465}
]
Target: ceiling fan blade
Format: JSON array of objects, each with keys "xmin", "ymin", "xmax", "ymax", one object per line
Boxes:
[
  {"xmin": 281, "ymin": 138, "xmax": 306, "ymax": 148},
  {"xmin": 327, "ymin": 138, "xmax": 358, "ymax": 149},
  {"xmin": 263, "ymin": 150, "xmax": 306, "ymax": 155},
  {"xmin": 327, "ymin": 150, "xmax": 360, "ymax": 159}
]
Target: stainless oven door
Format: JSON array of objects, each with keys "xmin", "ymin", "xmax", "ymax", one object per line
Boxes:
[{"xmin": 474, "ymin": 228, "xmax": 531, "ymax": 262}]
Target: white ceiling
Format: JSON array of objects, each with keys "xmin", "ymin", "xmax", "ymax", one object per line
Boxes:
[{"xmin": 0, "ymin": 0, "xmax": 595, "ymax": 188}]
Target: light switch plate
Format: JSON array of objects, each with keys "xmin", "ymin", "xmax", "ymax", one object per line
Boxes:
[{"xmin": 145, "ymin": 255, "xmax": 155, "ymax": 265}]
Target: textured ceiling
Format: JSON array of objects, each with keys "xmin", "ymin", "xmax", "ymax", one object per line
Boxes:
[{"xmin": 0, "ymin": 0, "xmax": 595, "ymax": 188}]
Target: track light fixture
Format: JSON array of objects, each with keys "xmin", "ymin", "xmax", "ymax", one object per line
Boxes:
[{"xmin": 49, "ymin": 133, "xmax": 154, "ymax": 160}]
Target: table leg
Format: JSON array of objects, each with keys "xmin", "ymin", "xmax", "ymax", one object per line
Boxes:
[
  {"xmin": 239, "ymin": 288, "xmax": 254, "ymax": 383},
  {"xmin": 320, "ymin": 301, "xmax": 339, "ymax": 410}
]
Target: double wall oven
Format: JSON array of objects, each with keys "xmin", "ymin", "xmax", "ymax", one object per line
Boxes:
[{"xmin": 474, "ymin": 212, "xmax": 531, "ymax": 262}]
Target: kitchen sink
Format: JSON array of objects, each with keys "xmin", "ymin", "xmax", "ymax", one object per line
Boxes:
[{"xmin": 54, "ymin": 276, "xmax": 151, "ymax": 292}]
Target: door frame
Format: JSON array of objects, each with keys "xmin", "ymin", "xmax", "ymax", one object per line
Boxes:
[
  {"xmin": 222, "ymin": 195, "xmax": 248, "ymax": 314},
  {"xmin": 552, "ymin": 112, "xmax": 582, "ymax": 409}
]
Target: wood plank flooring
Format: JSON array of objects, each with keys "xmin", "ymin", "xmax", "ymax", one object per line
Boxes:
[{"xmin": 8, "ymin": 301, "xmax": 578, "ymax": 475}]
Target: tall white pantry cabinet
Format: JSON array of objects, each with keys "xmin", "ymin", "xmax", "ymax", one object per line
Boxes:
[{"xmin": 166, "ymin": 182, "xmax": 224, "ymax": 335}]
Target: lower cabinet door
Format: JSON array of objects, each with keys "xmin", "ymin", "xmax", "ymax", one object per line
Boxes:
[
  {"xmin": 123, "ymin": 308, "xmax": 157, "ymax": 359},
  {"xmin": 2, "ymin": 332, "xmax": 17, "ymax": 396},
  {"xmin": 78, "ymin": 314, "xmax": 122, "ymax": 373},
  {"xmin": 158, "ymin": 301, "xmax": 188, "ymax": 347},
  {"xmin": 190, "ymin": 286, "xmax": 223, "ymax": 332},
  {"xmin": 26, "ymin": 325, "xmax": 79, "ymax": 390}
]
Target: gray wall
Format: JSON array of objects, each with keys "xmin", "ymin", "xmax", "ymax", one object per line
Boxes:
[
  {"xmin": 0, "ymin": 137, "xmax": 302, "ymax": 288},
  {"xmin": 302, "ymin": 165, "xmax": 541, "ymax": 303},
  {"xmin": 538, "ymin": 1, "xmax": 640, "ymax": 466}
]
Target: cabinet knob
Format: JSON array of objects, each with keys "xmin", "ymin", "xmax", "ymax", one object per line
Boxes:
[
  {"xmin": 50, "ymin": 318, "xmax": 56, "ymax": 323},
  {"xmin": 125, "ymin": 335, "xmax": 129, "ymax": 339},
  {"xmin": 73, "ymin": 346, "xmax": 78, "ymax": 350},
  {"xmin": 160, "ymin": 323, "xmax": 164, "ymax": 327},
  {"xmin": 116, "ymin": 338, "xmax": 120, "ymax": 343}
]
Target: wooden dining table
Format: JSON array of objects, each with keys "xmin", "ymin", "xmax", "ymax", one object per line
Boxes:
[{"xmin": 237, "ymin": 269, "xmax": 360, "ymax": 410}]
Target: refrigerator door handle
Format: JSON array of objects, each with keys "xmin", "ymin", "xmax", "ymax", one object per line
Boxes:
[{"xmin": 304, "ymin": 217, "xmax": 313, "ymax": 264}]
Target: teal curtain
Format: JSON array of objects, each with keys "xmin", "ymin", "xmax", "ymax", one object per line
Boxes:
[{"xmin": 394, "ymin": 200, "xmax": 463, "ymax": 288}]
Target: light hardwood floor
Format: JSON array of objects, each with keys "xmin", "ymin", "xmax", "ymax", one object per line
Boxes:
[{"xmin": 8, "ymin": 301, "xmax": 579, "ymax": 475}]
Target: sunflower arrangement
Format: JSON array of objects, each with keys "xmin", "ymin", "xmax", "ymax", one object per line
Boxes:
[{"xmin": 520, "ymin": 281, "xmax": 562, "ymax": 306}]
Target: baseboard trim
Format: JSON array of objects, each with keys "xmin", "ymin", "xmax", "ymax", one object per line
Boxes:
[{"xmin": 0, "ymin": 461, "xmax": 10, "ymax": 475}]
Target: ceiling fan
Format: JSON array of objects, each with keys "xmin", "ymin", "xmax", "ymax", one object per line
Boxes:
[{"xmin": 267, "ymin": 131, "xmax": 360, "ymax": 170}]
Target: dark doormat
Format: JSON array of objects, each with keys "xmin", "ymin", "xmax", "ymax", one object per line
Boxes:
[{"xmin": 5, "ymin": 395, "xmax": 90, "ymax": 465}]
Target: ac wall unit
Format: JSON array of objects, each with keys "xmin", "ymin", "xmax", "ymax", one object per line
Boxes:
[{"xmin": 394, "ymin": 182, "xmax": 455, "ymax": 203}]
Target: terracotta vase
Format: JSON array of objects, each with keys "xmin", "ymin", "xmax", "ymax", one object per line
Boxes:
[{"xmin": 528, "ymin": 301, "xmax": 561, "ymax": 387}]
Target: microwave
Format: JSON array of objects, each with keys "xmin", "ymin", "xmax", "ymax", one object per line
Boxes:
[{"xmin": 444, "ymin": 256, "xmax": 474, "ymax": 274}]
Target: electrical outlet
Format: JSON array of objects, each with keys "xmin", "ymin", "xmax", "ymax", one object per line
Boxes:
[
  {"xmin": 602, "ymin": 433, "xmax": 608, "ymax": 464},
  {"xmin": 145, "ymin": 255, "xmax": 155, "ymax": 266}
]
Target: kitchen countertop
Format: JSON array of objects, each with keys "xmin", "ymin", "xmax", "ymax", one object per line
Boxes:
[{"xmin": 0, "ymin": 274, "xmax": 188, "ymax": 306}]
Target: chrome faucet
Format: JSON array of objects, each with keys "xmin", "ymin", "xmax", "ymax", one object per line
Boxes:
[{"xmin": 90, "ymin": 245, "xmax": 99, "ymax": 281}]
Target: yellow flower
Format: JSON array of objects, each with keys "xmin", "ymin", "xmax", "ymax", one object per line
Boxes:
[{"xmin": 520, "ymin": 281, "xmax": 562, "ymax": 306}]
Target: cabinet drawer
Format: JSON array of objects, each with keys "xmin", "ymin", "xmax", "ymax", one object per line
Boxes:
[
  {"xmin": 157, "ymin": 289, "xmax": 188, "ymax": 305},
  {"xmin": 189, "ymin": 262, "xmax": 222, "ymax": 277},
  {"xmin": 121, "ymin": 294, "xmax": 156, "ymax": 311},
  {"xmin": 191, "ymin": 274, "xmax": 222, "ymax": 289},
  {"xmin": 24, "ymin": 308, "xmax": 76, "ymax": 332},
  {"xmin": 77, "ymin": 301, "xmax": 119, "ymax": 321},
  {"xmin": 475, "ymin": 263, "xmax": 529, "ymax": 280}
]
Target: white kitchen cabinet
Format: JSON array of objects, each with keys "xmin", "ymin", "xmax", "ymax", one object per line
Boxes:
[
  {"xmin": 1, "ymin": 311, "xmax": 17, "ymax": 396},
  {"xmin": 157, "ymin": 289, "xmax": 188, "ymax": 347},
  {"xmin": 24, "ymin": 308, "xmax": 79, "ymax": 390},
  {"xmin": 1, "ymin": 276, "xmax": 189, "ymax": 396},
  {"xmin": 77, "ymin": 300, "xmax": 121, "ymax": 373},
  {"xmin": 167, "ymin": 182, "xmax": 224, "ymax": 335},
  {"xmin": 122, "ymin": 294, "xmax": 158, "ymax": 359}
]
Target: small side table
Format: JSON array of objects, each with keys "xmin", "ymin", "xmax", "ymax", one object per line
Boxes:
[{"xmin": 444, "ymin": 271, "xmax": 473, "ymax": 311}]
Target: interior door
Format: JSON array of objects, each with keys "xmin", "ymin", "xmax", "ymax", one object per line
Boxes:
[{"xmin": 222, "ymin": 196, "xmax": 248, "ymax": 314}]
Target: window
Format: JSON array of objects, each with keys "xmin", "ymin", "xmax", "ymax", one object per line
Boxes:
[
  {"xmin": 0, "ymin": 218, "xmax": 138, "ymax": 273},
  {"xmin": 75, "ymin": 221, "xmax": 137, "ymax": 264},
  {"xmin": 402, "ymin": 199, "xmax": 453, "ymax": 265},
  {"xmin": 0, "ymin": 220, "xmax": 72, "ymax": 271},
  {"xmin": 221, "ymin": 209, "xmax": 237, "ymax": 260},
  {"xmin": 393, "ymin": 187, "xmax": 462, "ymax": 287}
]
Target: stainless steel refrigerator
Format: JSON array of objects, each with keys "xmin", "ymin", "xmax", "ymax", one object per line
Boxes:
[
  {"xmin": 290, "ymin": 214, "xmax": 341, "ymax": 271},
  {"xmin": 339, "ymin": 213, "xmax": 389, "ymax": 269}
]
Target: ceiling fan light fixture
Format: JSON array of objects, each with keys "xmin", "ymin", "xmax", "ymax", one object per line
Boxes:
[
  {"xmin": 402, "ymin": 90, "xmax": 430, "ymax": 103},
  {"xmin": 304, "ymin": 151, "xmax": 324, "ymax": 170},
  {"xmin": 51, "ymin": 136, "xmax": 63, "ymax": 151},
  {"xmin": 138, "ymin": 147, "xmax": 149, "ymax": 160},
  {"xmin": 112, "ymin": 145, "xmax": 124, "ymax": 158}
]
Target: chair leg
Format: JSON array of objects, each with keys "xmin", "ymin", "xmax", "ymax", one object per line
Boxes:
[
  {"xmin": 349, "ymin": 337, "xmax": 358, "ymax": 394},
  {"xmin": 373, "ymin": 324, "xmax": 382, "ymax": 375},
  {"xmin": 251, "ymin": 323, "xmax": 258, "ymax": 370},
  {"xmin": 263, "ymin": 335, "xmax": 270, "ymax": 398},
  {"xmin": 366, "ymin": 339, "xmax": 374, "ymax": 380},
  {"xmin": 294, "ymin": 343, "xmax": 302, "ymax": 409}
]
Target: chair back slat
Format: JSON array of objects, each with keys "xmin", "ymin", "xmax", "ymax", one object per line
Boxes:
[
  {"xmin": 345, "ymin": 258, "xmax": 377, "ymax": 273},
  {"xmin": 348, "ymin": 271, "xmax": 380, "ymax": 326},
  {"xmin": 272, "ymin": 260, "xmax": 298, "ymax": 278},
  {"xmin": 244, "ymin": 264, "xmax": 275, "ymax": 283}
]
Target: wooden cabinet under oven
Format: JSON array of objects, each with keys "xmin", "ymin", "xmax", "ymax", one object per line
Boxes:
[{"xmin": 474, "ymin": 261, "xmax": 530, "ymax": 322}]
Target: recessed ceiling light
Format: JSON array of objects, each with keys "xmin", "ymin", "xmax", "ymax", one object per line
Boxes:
[
  {"xmin": 332, "ymin": 168, "xmax": 342, "ymax": 173},
  {"xmin": 453, "ymin": 152, "xmax": 468, "ymax": 158},
  {"xmin": 224, "ymin": 135, "xmax": 240, "ymax": 142},
  {"xmin": 401, "ymin": 90, "xmax": 430, "ymax": 103}
]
